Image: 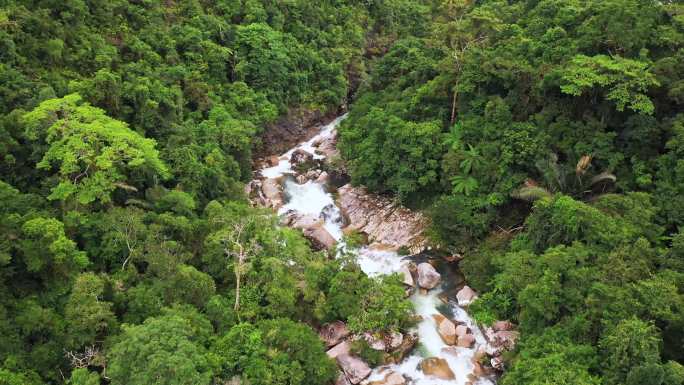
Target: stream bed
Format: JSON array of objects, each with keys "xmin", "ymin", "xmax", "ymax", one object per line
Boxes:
[{"xmin": 258, "ymin": 116, "xmax": 496, "ymax": 385}]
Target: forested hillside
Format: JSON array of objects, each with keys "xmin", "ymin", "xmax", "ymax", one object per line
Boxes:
[
  {"xmin": 339, "ymin": 0, "xmax": 684, "ymax": 384},
  {"xmin": 0, "ymin": 1, "xmax": 426, "ymax": 384},
  {"xmin": 2, "ymin": 0, "xmax": 684, "ymax": 384}
]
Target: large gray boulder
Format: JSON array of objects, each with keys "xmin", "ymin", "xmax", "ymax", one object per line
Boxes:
[
  {"xmin": 327, "ymin": 341, "xmax": 351, "ymax": 359},
  {"xmin": 303, "ymin": 225, "xmax": 337, "ymax": 250},
  {"xmin": 456, "ymin": 285, "xmax": 478, "ymax": 306},
  {"xmin": 417, "ymin": 263, "xmax": 441, "ymax": 289},
  {"xmin": 336, "ymin": 354, "xmax": 371, "ymax": 384},
  {"xmin": 337, "ymin": 184, "xmax": 428, "ymax": 254}
]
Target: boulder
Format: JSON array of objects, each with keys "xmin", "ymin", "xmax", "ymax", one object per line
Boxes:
[
  {"xmin": 455, "ymin": 324, "xmax": 470, "ymax": 338},
  {"xmin": 327, "ymin": 341, "xmax": 351, "ymax": 359},
  {"xmin": 315, "ymin": 132, "xmax": 340, "ymax": 160},
  {"xmin": 261, "ymin": 178, "xmax": 283, "ymax": 208},
  {"xmin": 489, "ymin": 330, "xmax": 519, "ymax": 351},
  {"xmin": 281, "ymin": 211, "xmax": 322, "ymax": 230},
  {"xmin": 369, "ymin": 371, "xmax": 406, "ymax": 385},
  {"xmin": 316, "ymin": 171, "xmax": 330, "ymax": 184},
  {"xmin": 320, "ymin": 321, "xmax": 350, "ymax": 348},
  {"xmin": 457, "ymin": 333, "xmax": 476, "ymax": 348},
  {"xmin": 417, "ymin": 263, "xmax": 441, "ymax": 289},
  {"xmin": 296, "ymin": 174, "xmax": 308, "ymax": 184},
  {"xmin": 456, "ymin": 285, "xmax": 478, "ymax": 306},
  {"xmin": 493, "ymin": 320, "xmax": 515, "ymax": 332},
  {"xmin": 399, "ymin": 264, "xmax": 414, "ymax": 287},
  {"xmin": 336, "ymin": 354, "xmax": 371, "ymax": 384},
  {"xmin": 491, "ymin": 356, "xmax": 505, "ymax": 371},
  {"xmin": 303, "ymin": 225, "xmax": 337, "ymax": 250},
  {"xmin": 363, "ymin": 333, "xmax": 386, "ymax": 351},
  {"xmin": 420, "ymin": 357, "xmax": 455, "ymax": 380},
  {"xmin": 306, "ymin": 169, "xmax": 322, "ymax": 180},
  {"xmin": 388, "ymin": 331, "xmax": 404, "ymax": 350},
  {"xmin": 432, "ymin": 314, "xmax": 457, "ymax": 345},
  {"xmin": 291, "ymin": 149, "xmax": 314, "ymax": 167},
  {"xmin": 267, "ymin": 155, "xmax": 280, "ymax": 166},
  {"xmin": 388, "ymin": 332, "xmax": 417, "ymax": 363},
  {"xmin": 337, "ymin": 184, "xmax": 428, "ymax": 254}
]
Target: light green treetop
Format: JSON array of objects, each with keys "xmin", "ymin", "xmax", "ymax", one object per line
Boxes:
[{"xmin": 22, "ymin": 94, "xmax": 169, "ymax": 205}]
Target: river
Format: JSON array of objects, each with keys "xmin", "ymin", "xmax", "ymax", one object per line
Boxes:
[{"xmin": 259, "ymin": 115, "xmax": 496, "ymax": 385}]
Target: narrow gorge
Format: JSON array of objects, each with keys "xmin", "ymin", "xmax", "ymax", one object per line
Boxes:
[{"xmin": 248, "ymin": 117, "xmax": 518, "ymax": 385}]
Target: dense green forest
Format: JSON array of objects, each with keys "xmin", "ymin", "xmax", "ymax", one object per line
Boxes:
[
  {"xmin": 0, "ymin": 1, "xmax": 424, "ymax": 384},
  {"xmin": 2, "ymin": 0, "xmax": 684, "ymax": 384},
  {"xmin": 338, "ymin": 0, "xmax": 684, "ymax": 384}
]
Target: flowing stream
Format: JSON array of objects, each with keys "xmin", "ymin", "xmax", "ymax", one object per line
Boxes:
[{"xmin": 259, "ymin": 116, "xmax": 495, "ymax": 385}]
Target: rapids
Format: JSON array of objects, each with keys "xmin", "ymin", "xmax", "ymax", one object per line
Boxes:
[{"xmin": 259, "ymin": 116, "xmax": 495, "ymax": 385}]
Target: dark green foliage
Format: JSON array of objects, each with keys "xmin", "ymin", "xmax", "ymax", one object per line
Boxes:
[
  {"xmin": 0, "ymin": 1, "xmax": 428, "ymax": 383},
  {"xmin": 108, "ymin": 309, "xmax": 214, "ymax": 385},
  {"xmin": 211, "ymin": 319, "xmax": 337, "ymax": 385}
]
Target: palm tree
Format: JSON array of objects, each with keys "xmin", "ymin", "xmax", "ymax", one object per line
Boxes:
[{"xmin": 511, "ymin": 153, "xmax": 616, "ymax": 202}]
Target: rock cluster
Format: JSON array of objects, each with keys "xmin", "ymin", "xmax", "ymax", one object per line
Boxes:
[
  {"xmin": 336, "ymin": 184, "xmax": 428, "ymax": 254},
  {"xmin": 320, "ymin": 321, "xmax": 416, "ymax": 385},
  {"xmin": 280, "ymin": 210, "xmax": 336, "ymax": 251}
]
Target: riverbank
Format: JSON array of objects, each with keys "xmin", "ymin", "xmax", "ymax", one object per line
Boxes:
[{"xmin": 249, "ymin": 116, "xmax": 516, "ymax": 385}]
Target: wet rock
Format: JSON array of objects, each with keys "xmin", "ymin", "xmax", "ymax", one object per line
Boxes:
[
  {"xmin": 321, "ymin": 204, "xmax": 344, "ymax": 226},
  {"xmin": 432, "ymin": 314, "xmax": 457, "ymax": 345},
  {"xmin": 336, "ymin": 354, "xmax": 371, "ymax": 384},
  {"xmin": 316, "ymin": 171, "xmax": 330, "ymax": 184},
  {"xmin": 369, "ymin": 371, "xmax": 406, "ymax": 385},
  {"xmin": 315, "ymin": 132, "xmax": 340, "ymax": 160},
  {"xmin": 388, "ymin": 332, "xmax": 417, "ymax": 363},
  {"xmin": 291, "ymin": 149, "xmax": 314, "ymax": 167},
  {"xmin": 296, "ymin": 174, "xmax": 308, "ymax": 184},
  {"xmin": 327, "ymin": 341, "xmax": 351, "ymax": 359},
  {"xmin": 455, "ymin": 324, "xmax": 470, "ymax": 338},
  {"xmin": 456, "ymin": 285, "xmax": 478, "ymax": 306},
  {"xmin": 306, "ymin": 169, "xmax": 322, "ymax": 180},
  {"xmin": 417, "ymin": 263, "xmax": 441, "ymax": 289},
  {"xmin": 457, "ymin": 333, "xmax": 476, "ymax": 348},
  {"xmin": 320, "ymin": 321, "xmax": 350, "ymax": 348},
  {"xmin": 303, "ymin": 225, "xmax": 337, "ymax": 250},
  {"xmin": 420, "ymin": 357, "xmax": 455, "ymax": 380},
  {"xmin": 491, "ymin": 356, "xmax": 505, "ymax": 371},
  {"xmin": 267, "ymin": 155, "xmax": 280, "ymax": 166},
  {"xmin": 399, "ymin": 264, "xmax": 414, "ymax": 287},
  {"xmin": 261, "ymin": 178, "xmax": 283, "ymax": 209},
  {"xmin": 337, "ymin": 184, "xmax": 428, "ymax": 254},
  {"xmin": 364, "ymin": 333, "xmax": 386, "ymax": 351},
  {"xmin": 388, "ymin": 331, "xmax": 404, "ymax": 350}
]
